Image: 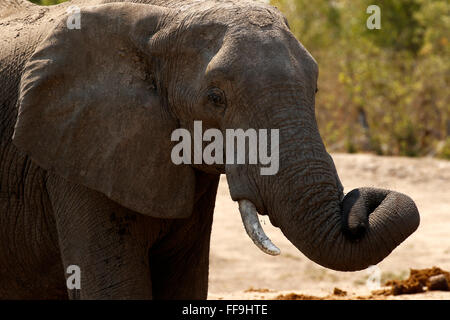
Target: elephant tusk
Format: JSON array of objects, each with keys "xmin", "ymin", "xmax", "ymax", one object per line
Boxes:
[{"xmin": 238, "ymin": 199, "xmax": 281, "ymax": 256}]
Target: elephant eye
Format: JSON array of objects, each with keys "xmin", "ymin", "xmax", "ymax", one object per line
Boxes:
[
  {"xmin": 315, "ymin": 87, "xmax": 319, "ymax": 94},
  {"xmin": 150, "ymin": 77, "xmax": 157, "ymax": 91},
  {"xmin": 207, "ymin": 88, "xmax": 226, "ymax": 107}
]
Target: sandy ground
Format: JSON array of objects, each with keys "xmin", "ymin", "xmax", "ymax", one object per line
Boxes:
[{"xmin": 207, "ymin": 153, "xmax": 450, "ymax": 300}]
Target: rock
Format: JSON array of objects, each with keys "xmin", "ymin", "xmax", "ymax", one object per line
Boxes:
[
  {"xmin": 427, "ymin": 275, "xmax": 449, "ymax": 291},
  {"xmin": 333, "ymin": 287, "xmax": 347, "ymax": 296}
]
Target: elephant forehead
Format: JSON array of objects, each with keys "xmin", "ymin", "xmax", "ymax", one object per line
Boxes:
[
  {"xmin": 175, "ymin": 0, "xmax": 284, "ymax": 28},
  {"xmin": 244, "ymin": 7, "xmax": 276, "ymax": 28}
]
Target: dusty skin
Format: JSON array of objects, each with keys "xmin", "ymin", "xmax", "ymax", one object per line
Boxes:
[{"xmin": 208, "ymin": 153, "xmax": 450, "ymax": 300}]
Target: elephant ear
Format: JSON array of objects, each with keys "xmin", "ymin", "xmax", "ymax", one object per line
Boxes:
[{"xmin": 13, "ymin": 3, "xmax": 195, "ymax": 218}]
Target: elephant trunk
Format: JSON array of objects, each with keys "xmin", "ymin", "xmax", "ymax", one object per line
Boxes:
[
  {"xmin": 276, "ymin": 183, "xmax": 420, "ymax": 271},
  {"xmin": 238, "ymin": 167, "xmax": 420, "ymax": 271},
  {"xmin": 232, "ymin": 117, "xmax": 419, "ymax": 271}
]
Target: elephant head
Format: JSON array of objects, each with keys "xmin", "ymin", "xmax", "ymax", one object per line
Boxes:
[{"xmin": 13, "ymin": 1, "xmax": 419, "ymax": 272}]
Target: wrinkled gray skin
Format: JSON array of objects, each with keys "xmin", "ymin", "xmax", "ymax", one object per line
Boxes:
[{"xmin": 0, "ymin": 0, "xmax": 420, "ymax": 299}]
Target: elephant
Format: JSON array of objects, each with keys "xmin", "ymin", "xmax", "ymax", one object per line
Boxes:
[{"xmin": 0, "ymin": 0, "xmax": 420, "ymax": 299}]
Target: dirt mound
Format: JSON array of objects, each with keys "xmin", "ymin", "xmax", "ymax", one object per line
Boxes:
[
  {"xmin": 378, "ymin": 267, "xmax": 450, "ymax": 296},
  {"xmin": 276, "ymin": 287, "xmax": 349, "ymax": 300},
  {"xmin": 276, "ymin": 268, "xmax": 450, "ymax": 300},
  {"xmin": 333, "ymin": 287, "xmax": 347, "ymax": 296},
  {"xmin": 244, "ymin": 287, "xmax": 272, "ymax": 293},
  {"xmin": 276, "ymin": 293, "xmax": 325, "ymax": 300}
]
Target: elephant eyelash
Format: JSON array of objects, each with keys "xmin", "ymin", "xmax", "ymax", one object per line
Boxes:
[
  {"xmin": 149, "ymin": 77, "xmax": 157, "ymax": 91},
  {"xmin": 207, "ymin": 88, "xmax": 227, "ymax": 107}
]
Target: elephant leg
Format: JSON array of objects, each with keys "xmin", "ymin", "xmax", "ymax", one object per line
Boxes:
[
  {"xmin": 46, "ymin": 174, "xmax": 155, "ymax": 299},
  {"xmin": 150, "ymin": 174, "xmax": 219, "ymax": 300},
  {"xmin": 149, "ymin": 210, "xmax": 214, "ymax": 299}
]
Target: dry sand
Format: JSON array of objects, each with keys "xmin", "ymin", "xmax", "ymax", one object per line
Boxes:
[{"xmin": 207, "ymin": 153, "xmax": 450, "ymax": 300}]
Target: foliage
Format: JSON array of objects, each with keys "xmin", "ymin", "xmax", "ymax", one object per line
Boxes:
[
  {"xmin": 29, "ymin": 0, "xmax": 67, "ymax": 5},
  {"xmin": 271, "ymin": 0, "xmax": 449, "ymax": 158}
]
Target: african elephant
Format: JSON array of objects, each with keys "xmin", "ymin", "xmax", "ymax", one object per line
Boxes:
[{"xmin": 0, "ymin": 0, "xmax": 419, "ymax": 299}]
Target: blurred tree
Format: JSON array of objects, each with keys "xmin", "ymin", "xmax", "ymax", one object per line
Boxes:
[
  {"xmin": 29, "ymin": 0, "xmax": 67, "ymax": 5},
  {"xmin": 362, "ymin": 0, "xmax": 425, "ymax": 55},
  {"xmin": 272, "ymin": 0, "xmax": 449, "ymax": 159}
]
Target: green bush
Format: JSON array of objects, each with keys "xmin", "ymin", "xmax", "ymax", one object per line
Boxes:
[
  {"xmin": 272, "ymin": 0, "xmax": 449, "ymax": 159},
  {"xmin": 29, "ymin": 0, "xmax": 67, "ymax": 4}
]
